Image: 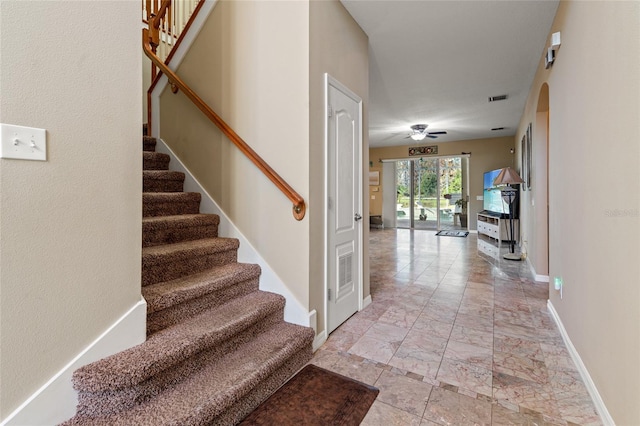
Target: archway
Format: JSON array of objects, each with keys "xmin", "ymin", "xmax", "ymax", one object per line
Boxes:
[{"xmin": 535, "ymin": 83, "xmax": 550, "ymax": 276}]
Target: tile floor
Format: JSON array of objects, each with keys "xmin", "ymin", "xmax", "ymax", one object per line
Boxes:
[{"xmin": 310, "ymin": 228, "xmax": 602, "ymax": 425}]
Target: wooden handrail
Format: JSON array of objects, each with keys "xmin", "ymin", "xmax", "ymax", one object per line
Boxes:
[
  {"xmin": 146, "ymin": 0, "xmax": 205, "ymax": 131},
  {"xmin": 143, "ymin": 28, "xmax": 306, "ymax": 221}
]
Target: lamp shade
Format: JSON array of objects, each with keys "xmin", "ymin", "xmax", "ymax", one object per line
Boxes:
[
  {"xmin": 410, "ymin": 133, "xmax": 426, "ymax": 141},
  {"xmin": 493, "ymin": 167, "xmax": 524, "ymax": 186}
]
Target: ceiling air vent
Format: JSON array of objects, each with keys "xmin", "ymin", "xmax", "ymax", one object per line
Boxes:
[
  {"xmin": 491, "ymin": 127, "xmax": 505, "ymax": 131},
  {"xmin": 488, "ymin": 94, "xmax": 508, "ymax": 102}
]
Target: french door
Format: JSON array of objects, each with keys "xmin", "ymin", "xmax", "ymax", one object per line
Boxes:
[{"xmin": 395, "ymin": 157, "xmax": 464, "ymax": 231}]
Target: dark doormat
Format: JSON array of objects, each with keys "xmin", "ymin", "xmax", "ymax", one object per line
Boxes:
[
  {"xmin": 436, "ymin": 230, "xmax": 469, "ymax": 237},
  {"xmin": 239, "ymin": 364, "xmax": 379, "ymax": 425}
]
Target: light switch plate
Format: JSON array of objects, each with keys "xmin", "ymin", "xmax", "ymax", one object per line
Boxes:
[{"xmin": 1, "ymin": 123, "xmax": 47, "ymax": 161}]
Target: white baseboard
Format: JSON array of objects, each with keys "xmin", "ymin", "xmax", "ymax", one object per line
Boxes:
[
  {"xmin": 527, "ymin": 257, "xmax": 549, "ymax": 282},
  {"xmin": 313, "ymin": 331, "xmax": 327, "ymax": 352},
  {"xmin": 362, "ymin": 294, "xmax": 372, "ymax": 309},
  {"xmin": 546, "ymin": 301, "xmax": 614, "ymax": 425},
  {"xmin": 2, "ymin": 298, "xmax": 147, "ymax": 426},
  {"xmin": 155, "ymin": 139, "xmax": 310, "ymax": 328},
  {"xmin": 308, "ymin": 310, "xmax": 317, "ymax": 335}
]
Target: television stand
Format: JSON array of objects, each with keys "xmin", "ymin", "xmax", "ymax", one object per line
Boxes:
[{"xmin": 477, "ymin": 213, "xmax": 519, "ymax": 258}]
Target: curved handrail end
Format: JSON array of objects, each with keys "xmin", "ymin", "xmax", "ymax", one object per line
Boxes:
[{"xmin": 293, "ymin": 202, "xmax": 306, "ymax": 221}]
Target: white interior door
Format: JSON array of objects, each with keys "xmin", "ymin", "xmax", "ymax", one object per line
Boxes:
[{"xmin": 326, "ymin": 75, "xmax": 362, "ymax": 334}]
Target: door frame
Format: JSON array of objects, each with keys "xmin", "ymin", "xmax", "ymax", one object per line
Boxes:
[{"xmin": 323, "ymin": 73, "xmax": 363, "ymax": 335}]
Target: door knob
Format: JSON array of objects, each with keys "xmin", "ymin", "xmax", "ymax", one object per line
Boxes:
[{"xmin": 354, "ymin": 213, "xmax": 362, "ymax": 221}]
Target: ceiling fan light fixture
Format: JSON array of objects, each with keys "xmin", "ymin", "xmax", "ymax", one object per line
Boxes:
[{"xmin": 409, "ymin": 124, "xmax": 428, "ymax": 141}]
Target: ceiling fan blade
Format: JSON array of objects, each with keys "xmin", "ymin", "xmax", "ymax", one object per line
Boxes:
[
  {"xmin": 426, "ymin": 134, "xmax": 438, "ymax": 139},
  {"xmin": 427, "ymin": 131, "xmax": 447, "ymax": 135}
]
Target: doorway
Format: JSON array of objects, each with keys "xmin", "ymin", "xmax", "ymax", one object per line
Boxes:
[
  {"xmin": 395, "ymin": 156, "xmax": 465, "ymax": 231},
  {"xmin": 325, "ymin": 74, "xmax": 363, "ymax": 334}
]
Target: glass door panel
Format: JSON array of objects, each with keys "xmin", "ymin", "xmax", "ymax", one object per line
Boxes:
[
  {"xmin": 413, "ymin": 157, "xmax": 438, "ymax": 230},
  {"xmin": 395, "ymin": 160, "xmax": 411, "ymax": 228},
  {"xmin": 439, "ymin": 157, "xmax": 464, "ymax": 230}
]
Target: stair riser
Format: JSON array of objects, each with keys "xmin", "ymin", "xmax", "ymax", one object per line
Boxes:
[
  {"xmin": 143, "ymin": 178, "xmax": 184, "ymax": 193},
  {"xmin": 143, "ymin": 200, "xmax": 200, "ymax": 217},
  {"xmin": 143, "ymin": 224, "xmax": 218, "ymax": 247},
  {"xmin": 147, "ymin": 278, "xmax": 260, "ymax": 334},
  {"xmin": 142, "ymin": 250, "xmax": 238, "ymax": 286},
  {"xmin": 75, "ymin": 311, "xmax": 285, "ymax": 418},
  {"xmin": 212, "ymin": 347, "xmax": 313, "ymax": 426},
  {"xmin": 143, "ymin": 157, "xmax": 170, "ymax": 170},
  {"xmin": 143, "ymin": 140, "xmax": 156, "ymax": 152}
]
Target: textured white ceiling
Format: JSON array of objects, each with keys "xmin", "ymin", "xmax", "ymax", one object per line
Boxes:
[{"xmin": 340, "ymin": 0, "xmax": 559, "ymax": 147}]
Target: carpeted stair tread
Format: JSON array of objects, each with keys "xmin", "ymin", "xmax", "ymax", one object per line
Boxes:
[
  {"xmin": 143, "ymin": 263, "xmax": 261, "ymax": 314},
  {"xmin": 142, "ymin": 237, "xmax": 238, "ymax": 261},
  {"xmin": 143, "ymin": 192, "xmax": 201, "ymax": 217},
  {"xmin": 143, "ymin": 170, "xmax": 186, "ymax": 192},
  {"xmin": 143, "ymin": 151, "xmax": 170, "ymax": 170},
  {"xmin": 142, "ymin": 237, "xmax": 239, "ymax": 286},
  {"xmin": 64, "ymin": 322, "xmax": 314, "ymax": 425},
  {"xmin": 143, "ymin": 170, "xmax": 184, "ymax": 181},
  {"xmin": 142, "ymin": 237, "xmax": 238, "ymax": 267},
  {"xmin": 72, "ymin": 291, "xmax": 287, "ymax": 393},
  {"xmin": 143, "ymin": 214, "xmax": 219, "ymax": 246}
]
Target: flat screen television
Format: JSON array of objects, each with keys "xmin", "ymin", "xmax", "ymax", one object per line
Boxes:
[{"xmin": 482, "ymin": 169, "xmax": 519, "ymax": 218}]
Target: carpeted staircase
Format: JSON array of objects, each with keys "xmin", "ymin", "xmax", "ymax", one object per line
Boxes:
[{"xmin": 62, "ymin": 137, "xmax": 314, "ymax": 425}]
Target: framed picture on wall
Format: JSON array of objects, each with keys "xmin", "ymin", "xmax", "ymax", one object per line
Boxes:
[{"xmin": 369, "ymin": 171, "xmax": 380, "ymax": 186}]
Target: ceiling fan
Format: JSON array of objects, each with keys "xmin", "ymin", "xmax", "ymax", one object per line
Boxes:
[{"xmin": 407, "ymin": 124, "xmax": 447, "ymax": 141}]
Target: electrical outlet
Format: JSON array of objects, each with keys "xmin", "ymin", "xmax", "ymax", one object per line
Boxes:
[{"xmin": 0, "ymin": 123, "xmax": 47, "ymax": 161}]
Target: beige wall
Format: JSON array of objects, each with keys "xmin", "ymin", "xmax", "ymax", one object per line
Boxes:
[
  {"xmin": 0, "ymin": 1, "xmax": 141, "ymax": 419},
  {"xmin": 309, "ymin": 0, "xmax": 369, "ymax": 334},
  {"xmin": 160, "ymin": 1, "xmax": 310, "ymax": 306},
  {"xmin": 517, "ymin": 1, "xmax": 640, "ymax": 423},
  {"xmin": 370, "ymin": 137, "xmax": 515, "ymax": 230},
  {"xmin": 143, "ymin": 54, "xmax": 152, "ymax": 123}
]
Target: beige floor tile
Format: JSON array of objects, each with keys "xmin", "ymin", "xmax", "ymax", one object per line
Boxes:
[
  {"xmin": 378, "ymin": 305, "xmax": 422, "ymax": 328},
  {"xmin": 350, "ymin": 335, "xmax": 399, "ymax": 364},
  {"xmin": 412, "ymin": 316, "xmax": 454, "ymax": 339},
  {"xmin": 443, "ymin": 340, "xmax": 493, "ymax": 369},
  {"xmin": 373, "ymin": 370, "xmax": 433, "ymax": 417},
  {"xmin": 436, "ymin": 358, "xmax": 493, "ymax": 397},
  {"xmin": 360, "ymin": 401, "xmax": 422, "ymax": 426},
  {"xmin": 493, "ymin": 351, "xmax": 550, "ymax": 385},
  {"xmin": 309, "ymin": 350, "xmax": 383, "ymax": 386},
  {"xmin": 364, "ymin": 322, "xmax": 411, "ymax": 343},
  {"xmin": 423, "ymin": 387, "xmax": 492, "ymax": 425},
  {"xmin": 491, "ymin": 404, "xmax": 566, "ymax": 425},
  {"xmin": 494, "ymin": 335, "xmax": 545, "ymax": 361},
  {"xmin": 449, "ymin": 324, "xmax": 493, "ymax": 349}
]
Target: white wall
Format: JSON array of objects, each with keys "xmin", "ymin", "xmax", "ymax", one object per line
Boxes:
[
  {"xmin": 0, "ymin": 1, "xmax": 142, "ymax": 420},
  {"xmin": 517, "ymin": 1, "xmax": 640, "ymax": 423}
]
